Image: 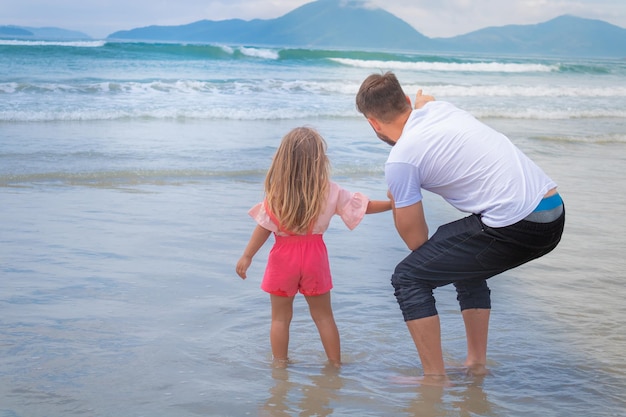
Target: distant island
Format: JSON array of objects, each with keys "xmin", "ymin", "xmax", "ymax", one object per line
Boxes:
[
  {"xmin": 3, "ymin": 0, "xmax": 625, "ymax": 58},
  {"xmin": 0, "ymin": 25, "xmax": 90, "ymax": 40}
]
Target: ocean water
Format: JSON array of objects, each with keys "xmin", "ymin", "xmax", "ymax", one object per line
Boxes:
[{"xmin": 1, "ymin": 40, "xmax": 625, "ymax": 416}]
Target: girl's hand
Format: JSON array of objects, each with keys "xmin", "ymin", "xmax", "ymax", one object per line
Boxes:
[{"xmin": 236, "ymin": 256, "xmax": 251, "ymax": 279}]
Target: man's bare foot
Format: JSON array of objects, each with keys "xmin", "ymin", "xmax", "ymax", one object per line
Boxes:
[{"xmin": 464, "ymin": 363, "xmax": 490, "ymax": 376}]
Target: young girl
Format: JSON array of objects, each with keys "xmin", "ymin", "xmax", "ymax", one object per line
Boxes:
[{"xmin": 236, "ymin": 127, "xmax": 391, "ymax": 368}]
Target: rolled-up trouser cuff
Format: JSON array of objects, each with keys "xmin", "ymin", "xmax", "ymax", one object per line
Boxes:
[
  {"xmin": 455, "ymin": 279, "xmax": 492, "ymax": 311},
  {"xmin": 391, "ymin": 272, "xmax": 440, "ymax": 321}
]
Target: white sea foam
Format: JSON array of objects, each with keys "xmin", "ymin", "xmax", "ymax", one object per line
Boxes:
[
  {"xmin": 214, "ymin": 45, "xmax": 279, "ymax": 59},
  {"xmin": 237, "ymin": 46, "xmax": 280, "ymax": 60},
  {"xmin": 218, "ymin": 45, "xmax": 235, "ymax": 55},
  {"xmin": 330, "ymin": 58, "xmax": 559, "ymax": 73},
  {"xmin": 1, "ymin": 45, "xmax": 623, "ymax": 123},
  {"xmin": 411, "ymin": 84, "xmax": 626, "ymax": 98},
  {"xmin": 470, "ymin": 107, "xmax": 626, "ymax": 120},
  {"xmin": 3, "ymin": 79, "xmax": 624, "ymax": 99},
  {"xmin": 0, "ymin": 105, "xmax": 357, "ymax": 122},
  {"xmin": 2, "ymin": 104, "xmax": 624, "ymax": 122}
]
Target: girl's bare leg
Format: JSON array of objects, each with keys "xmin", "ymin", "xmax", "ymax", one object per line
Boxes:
[
  {"xmin": 270, "ymin": 294, "xmax": 295, "ymax": 364},
  {"xmin": 305, "ymin": 292, "xmax": 341, "ymax": 367}
]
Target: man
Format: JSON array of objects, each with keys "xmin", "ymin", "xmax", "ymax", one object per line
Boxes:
[{"xmin": 356, "ymin": 72, "xmax": 565, "ymax": 381}]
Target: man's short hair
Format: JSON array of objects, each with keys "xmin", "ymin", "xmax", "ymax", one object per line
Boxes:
[{"xmin": 356, "ymin": 72, "xmax": 411, "ymax": 123}]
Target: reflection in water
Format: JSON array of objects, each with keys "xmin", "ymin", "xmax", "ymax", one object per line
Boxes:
[
  {"xmin": 261, "ymin": 364, "xmax": 344, "ymax": 417},
  {"xmin": 260, "ymin": 362, "xmax": 496, "ymax": 417},
  {"xmin": 403, "ymin": 374, "xmax": 495, "ymax": 417},
  {"xmin": 451, "ymin": 377, "xmax": 494, "ymax": 417}
]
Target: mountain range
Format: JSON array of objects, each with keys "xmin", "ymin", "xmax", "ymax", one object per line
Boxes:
[
  {"xmin": 3, "ymin": 0, "xmax": 625, "ymax": 58},
  {"xmin": 0, "ymin": 25, "xmax": 89, "ymax": 40}
]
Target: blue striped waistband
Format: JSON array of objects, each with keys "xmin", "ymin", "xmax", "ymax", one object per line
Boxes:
[{"xmin": 533, "ymin": 193, "xmax": 562, "ymax": 212}]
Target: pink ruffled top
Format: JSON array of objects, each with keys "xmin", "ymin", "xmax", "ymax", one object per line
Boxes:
[{"xmin": 249, "ymin": 181, "xmax": 369, "ymax": 236}]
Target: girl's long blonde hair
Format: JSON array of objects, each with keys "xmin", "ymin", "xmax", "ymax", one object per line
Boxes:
[{"xmin": 265, "ymin": 127, "xmax": 330, "ymax": 234}]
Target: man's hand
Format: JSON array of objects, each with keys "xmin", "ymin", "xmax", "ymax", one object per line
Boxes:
[{"xmin": 414, "ymin": 89, "xmax": 435, "ymax": 109}]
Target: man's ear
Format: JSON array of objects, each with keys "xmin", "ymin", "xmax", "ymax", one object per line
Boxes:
[
  {"xmin": 405, "ymin": 95, "xmax": 412, "ymax": 106},
  {"xmin": 367, "ymin": 117, "xmax": 382, "ymax": 132}
]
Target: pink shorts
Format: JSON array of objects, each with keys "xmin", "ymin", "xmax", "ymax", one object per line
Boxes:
[{"xmin": 261, "ymin": 234, "xmax": 332, "ymax": 297}]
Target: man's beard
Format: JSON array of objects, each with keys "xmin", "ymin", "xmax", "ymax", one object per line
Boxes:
[
  {"xmin": 366, "ymin": 119, "xmax": 395, "ymax": 146},
  {"xmin": 376, "ymin": 131, "xmax": 395, "ymax": 147}
]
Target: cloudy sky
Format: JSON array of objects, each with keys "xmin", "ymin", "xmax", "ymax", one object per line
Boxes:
[{"xmin": 3, "ymin": 0, "xmax": 626, "ymax": 39}]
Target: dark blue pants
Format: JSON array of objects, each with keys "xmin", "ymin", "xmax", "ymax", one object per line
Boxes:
[{"xmin": 391, "ymin": 205, "xmax": 565, "ymax": 321}]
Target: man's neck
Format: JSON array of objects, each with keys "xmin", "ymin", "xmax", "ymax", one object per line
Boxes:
[{"xmin": 392, "ymin": 109, "xmax": 412, "ymax": 143}]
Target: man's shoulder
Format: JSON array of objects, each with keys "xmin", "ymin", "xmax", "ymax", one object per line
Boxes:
[
  {"xmin": 408, "ymin": 101, "xmax": 457, "ymax": 123},
  {"xmin": 417, "ymin": 100, "xmax": 455, "ymax": 112}
]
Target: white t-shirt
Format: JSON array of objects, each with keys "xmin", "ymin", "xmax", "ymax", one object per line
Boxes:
[{"xmin": 386, "ymin": 101, "xmax": 556, "ymax": 227}]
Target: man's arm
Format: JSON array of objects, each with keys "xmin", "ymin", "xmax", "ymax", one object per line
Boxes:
[{"xmin": 393, "ymin": 201, "xmax": 429, "ymax": 251}]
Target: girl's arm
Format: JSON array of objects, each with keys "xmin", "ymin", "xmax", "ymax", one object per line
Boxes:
[
  {"xmin": 366, "ymin": 199, "xmax": 393, "ymax": 214},
  {"xmin": 236, "ymin": 225, "xmax": 272, "ymax": 279}
]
